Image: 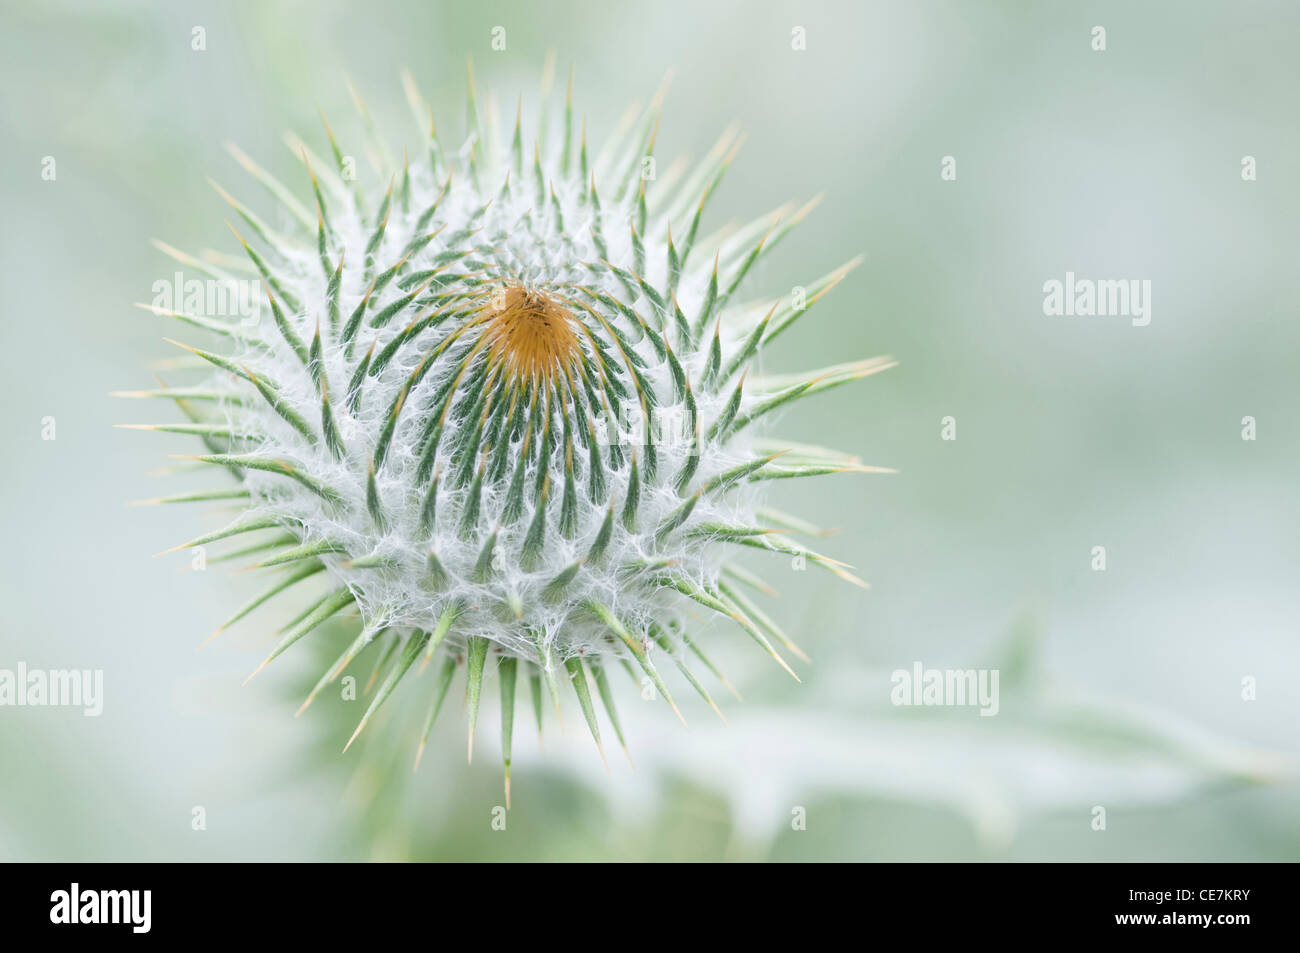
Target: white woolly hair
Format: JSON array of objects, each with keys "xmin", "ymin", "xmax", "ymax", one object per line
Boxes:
[{"xmin": 228, "ymin": 137, "xmax": 754, "ymax": 663}]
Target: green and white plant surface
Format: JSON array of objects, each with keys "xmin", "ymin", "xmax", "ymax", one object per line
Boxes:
[{"xmin": 121, "ymin": 68, "xmax": 893, "ymax": 803}]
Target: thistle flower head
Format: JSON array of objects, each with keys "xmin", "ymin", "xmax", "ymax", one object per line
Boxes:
[{"xmin": 123, "ymin": 67, "xmax": 892, "ymax": 800}]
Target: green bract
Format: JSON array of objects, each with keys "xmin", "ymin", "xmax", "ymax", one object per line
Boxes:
[{"xmin": 121, "ymin": 68, "xmax": 893, "ymax": 805}]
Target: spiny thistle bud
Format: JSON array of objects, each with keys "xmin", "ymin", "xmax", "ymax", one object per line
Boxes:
[{"xmin": 120, "ymin": 67, "xmax": 893, "ymax": 804}]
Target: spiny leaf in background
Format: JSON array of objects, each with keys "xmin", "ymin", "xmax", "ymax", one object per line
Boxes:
[{"xmin": 119, "ymin": 62, "xmax": 894, "ymax": 806}]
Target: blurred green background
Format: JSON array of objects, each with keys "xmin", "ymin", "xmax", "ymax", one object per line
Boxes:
[{"xmin": 1, "ymin": 0, "xmax": 1297, "ymax": 861}]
